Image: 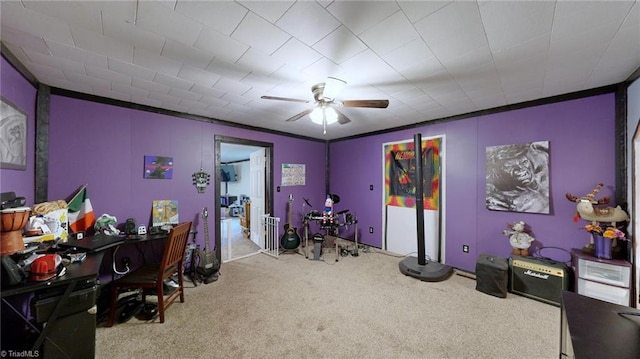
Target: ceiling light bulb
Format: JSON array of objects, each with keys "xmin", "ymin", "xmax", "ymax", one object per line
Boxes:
[
  {"xmin": 310, "ymin": 108, "xmax": 324, "ymax": 124},
  {"xmin": 324, "ymin": 107, "xmax": 338, "ymax": 124},
  {"xmin": 309, "ymin": 107, "xmax": 338, "ymax": 125}
]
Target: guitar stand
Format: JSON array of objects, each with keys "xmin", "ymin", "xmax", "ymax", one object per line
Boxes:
[
  {"xmin": 184, "ymin": 232, "xmax": 203, "ymax": 286},
  {"xmin": 279, "ymin": 248, "xmax": 300, "ymax": 256}
]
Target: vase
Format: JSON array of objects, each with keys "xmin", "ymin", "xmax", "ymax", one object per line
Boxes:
[{"xmin": 593, "ymin": 234, "xmax": 612, "ymax": 259}]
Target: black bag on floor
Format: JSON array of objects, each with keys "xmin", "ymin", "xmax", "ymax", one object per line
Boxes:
[{"xmin": 475, "ymin": 254, "xmax": 508, "ymax": 298}]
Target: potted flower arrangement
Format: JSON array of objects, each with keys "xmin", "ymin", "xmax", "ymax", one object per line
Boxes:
[{"xmin": 584, "ymin": 223, "xmax": 627, "ymax": 259}]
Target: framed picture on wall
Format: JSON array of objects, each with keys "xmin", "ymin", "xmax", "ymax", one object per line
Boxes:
[
  {"xmin": 486, "ymin": 141, "xmax": 550, "ymax": 214},
  {"xmin": 144, "ymin": 155, "xmax": 174, "ymax": 179},
  {"xmin": 0, "ymin": 96, "xmax": 27, "ymax": 170}
]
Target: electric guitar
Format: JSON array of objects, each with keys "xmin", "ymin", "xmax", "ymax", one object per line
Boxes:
[
  {"xmin": 280, "ymin": 194, "xmax": 301, "ymax": 250},
  {"xmin": 197, "ymin": 207, "xmax": 219, "ymax": 279}
]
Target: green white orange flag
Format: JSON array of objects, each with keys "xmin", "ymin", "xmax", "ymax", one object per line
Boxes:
[{"xmin": 68, "ymin": 185, "xmax": 96, "ymax": 233}]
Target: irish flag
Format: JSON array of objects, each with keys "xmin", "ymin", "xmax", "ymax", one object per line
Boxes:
[{"xmin": 68, "ymin": 185, "xmax": 96, "ymax": 233}]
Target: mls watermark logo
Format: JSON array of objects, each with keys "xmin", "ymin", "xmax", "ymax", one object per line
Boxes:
[{"xmin": 1, "ymin": 350, "xmax": 40, "ymax": 358}]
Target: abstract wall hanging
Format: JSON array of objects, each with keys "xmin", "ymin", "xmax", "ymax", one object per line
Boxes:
[{"xmin": 144, "ymin": 155, "xmax": 173, "ymax": 179}]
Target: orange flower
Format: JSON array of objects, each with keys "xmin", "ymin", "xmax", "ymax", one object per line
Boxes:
[
  {"xmin": 603, "ymin": 227, "xmax": 626, "ymax": 240},
  {"xmin": 584, "ymin": 224, "xmax": 602, "ymax": 234}
]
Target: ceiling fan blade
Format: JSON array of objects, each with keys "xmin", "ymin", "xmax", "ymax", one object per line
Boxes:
[
  {"xmin": 333, "ymin": 108, "xmax": 351, "ymax": 125},
  {"xmin": 341, "ymin": 99, "xmax": 389, "ymax": 108},
  {"xmin": 285, "ymin": 108, "xmax": 314, "ymax": 122},
  {"xmin": 323, "ymin": 77, "xmax": 346, "ymax": 101},
  {"xmin": 261, "ymin": 95, "xmax": 311, "ymax": 104}
]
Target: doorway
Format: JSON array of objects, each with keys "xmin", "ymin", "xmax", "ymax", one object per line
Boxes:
[
  {"xmin": 214, "ymin": 135, "xmax": 273, "ymax": 263},
  {"xmin": 633, "ymin": 122, "xmax": 639, "ymax": 307}
]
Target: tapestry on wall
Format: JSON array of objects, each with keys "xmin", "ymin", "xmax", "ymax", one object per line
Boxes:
[
  {"xmin": 485, "ymin": 141, "xmax": 550, "ymax": 214},
  {"xmin": 384, "ymin": 138, "xmax": 440, "ymax": 210},
  {"xmin": 144, "ymin": 155, "xmax": 173, "ymax": 179}
]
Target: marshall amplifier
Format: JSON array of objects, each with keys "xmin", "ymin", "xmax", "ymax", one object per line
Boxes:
[{"xmin": 509, "ymin": 255, "xmax": 569, "ymax": 306}]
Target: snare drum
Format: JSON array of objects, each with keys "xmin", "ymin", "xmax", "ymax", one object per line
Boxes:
[{"xmin": 1, "ymin": 206, "xmax": 30, "ymax": 256}]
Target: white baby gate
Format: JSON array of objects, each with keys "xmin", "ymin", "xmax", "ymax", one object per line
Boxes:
[{"xmin": 260, "ymin": 214, "xmax": 280, "ymax": 258}]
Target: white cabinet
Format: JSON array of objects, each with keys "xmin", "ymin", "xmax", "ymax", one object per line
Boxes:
[{"xmin": 572, "ymin": 248, "xmax": 631, "ymax": 306}]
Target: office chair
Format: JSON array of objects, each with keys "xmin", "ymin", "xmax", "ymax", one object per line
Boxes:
[{"xmin": 107, "ymin": 221, "xmax": 192, "ymax": 326}]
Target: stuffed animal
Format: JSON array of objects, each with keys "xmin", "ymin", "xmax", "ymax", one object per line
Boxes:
[
  {"xmin": 94, "ymin": 214, "xmax": 120, "ymax": 236},
  {"xmin": 322, "ymin": 195, "xmax": 334, "ymax": 225},
  {"xmin": 503, "ymin": 221, "xmax": 534, "ymax": 256}
]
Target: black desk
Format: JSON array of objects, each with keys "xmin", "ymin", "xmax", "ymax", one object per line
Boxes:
[
  {"xmin": 560, "ymin": 291, "xmax": 640, "ymax": 358},
  {"xmin": 1, "ymin": 252, "xmax": 104, "ymax": 356},
  {"xmin": 59, "ymin": 232, "xmax": 168, "ymax": 253},
  {"xmin": 1, "ymin": 252, "xmax": 103, "ymax": 297}
]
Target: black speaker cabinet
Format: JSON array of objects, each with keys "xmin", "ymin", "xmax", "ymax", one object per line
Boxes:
[{"xmin": 509, "ymin": 255, "xmax": 569, "ymax": 306}]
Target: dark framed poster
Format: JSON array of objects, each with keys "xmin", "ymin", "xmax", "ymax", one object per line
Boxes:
[
  {"xmin": 0, "ymin": 97, "xmax": 27, "ymax": 170},
  {"xmin": 486, "ymin": 141, "xmax": 550, "ymax": 214}
]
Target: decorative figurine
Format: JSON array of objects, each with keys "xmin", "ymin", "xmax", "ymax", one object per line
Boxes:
[
  {"xmin": 565, "ymin": 182, "xmax": 629, "ymax": 255},
  {"xmin": 192, "ymin": 168, "xmax": 211, "ymax": 193},
  {"xmin": 503, "ymin": 220, "xmax": 534, "ymax": 256},
  {"xmin": 322, "ymin": 195, "xmax": 334, "ymax": 226}
]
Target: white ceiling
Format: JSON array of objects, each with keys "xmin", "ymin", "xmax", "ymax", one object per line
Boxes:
[{"xmin": 1, "ymin": 1, "xmax": 639, "ymax": 141}]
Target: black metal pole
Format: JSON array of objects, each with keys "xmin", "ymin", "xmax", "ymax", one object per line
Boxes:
[{"xmin": 414, "ymin": 134, "xmax": 426, "ymax": 266}]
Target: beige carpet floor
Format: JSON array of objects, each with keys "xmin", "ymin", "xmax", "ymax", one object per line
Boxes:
[{"xmin": 96, "ymin": 248, "xmax": 559, "ymax": 359}]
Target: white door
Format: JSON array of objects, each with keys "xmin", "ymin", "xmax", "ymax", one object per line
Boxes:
[{"xmin": 250, "ymin": 148, "xmax": 266, "ymax": 248}]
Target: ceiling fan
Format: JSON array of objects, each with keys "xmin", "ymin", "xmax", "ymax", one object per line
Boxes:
[{"xmin": 261, "ymin": 77, "xmax": 389, "ymax": 132}]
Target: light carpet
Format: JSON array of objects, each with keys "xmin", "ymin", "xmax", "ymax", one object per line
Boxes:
[{"xmin": 96, "ymin": 248, "xmax": 559, "ymax": 359}]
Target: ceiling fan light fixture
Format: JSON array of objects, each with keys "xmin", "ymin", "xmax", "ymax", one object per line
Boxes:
[{"xmin": 310, "ymin": 107, "xmax": 338, "ymax": 125}]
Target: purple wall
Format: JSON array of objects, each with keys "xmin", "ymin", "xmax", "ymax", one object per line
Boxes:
[
  {"xmin": 330, "ymin": 94, "xmax": 617, "ymax": 271},
  {"xmin": 0, "ymin": 57, "xmax": 36, "ymax": 204},
  {"xmin": 45, "ymin": 95, "xmax": 326, "ymax": 251}
]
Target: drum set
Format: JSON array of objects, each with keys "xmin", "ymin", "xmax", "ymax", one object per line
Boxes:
[{"xmin": 301, "ymin": 195, "xmax": 358, "ymax": 261}]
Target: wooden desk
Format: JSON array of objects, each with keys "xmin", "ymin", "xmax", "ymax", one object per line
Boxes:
[{"xmin": 560, "ymin": 291, "xmax": 640, "ymax": 358}]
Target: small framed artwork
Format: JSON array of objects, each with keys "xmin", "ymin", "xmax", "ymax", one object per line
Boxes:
[
  {"xmin": 0, "ymin": 97, "xmax": 27, "ymax": 170},
  {"xmin": 144, "ymin": 155, "xmax": 174, "ymax": 179}
]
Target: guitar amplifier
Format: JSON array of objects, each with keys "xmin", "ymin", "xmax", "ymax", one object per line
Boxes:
[{"xmin": 509, "ymin": 255, "xmax": 570, "ymax": 306}]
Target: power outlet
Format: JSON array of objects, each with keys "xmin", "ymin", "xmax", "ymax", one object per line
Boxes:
[
  {"xmin": 462, "ymin": 245, "xmax": 469, "ymax": 253},
  {"xmin": 369, "ymin": 227, "xmax": 374, "ymax": 234}
]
